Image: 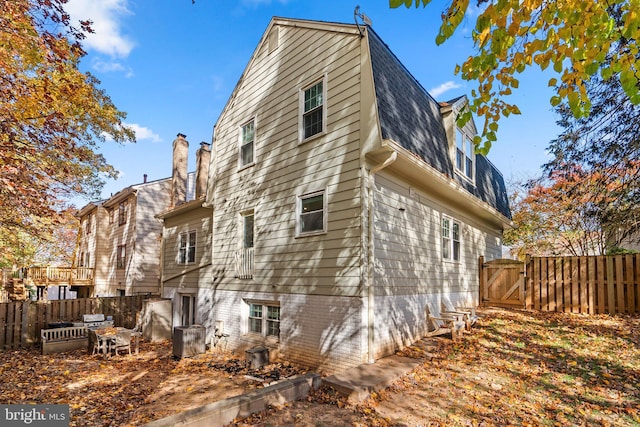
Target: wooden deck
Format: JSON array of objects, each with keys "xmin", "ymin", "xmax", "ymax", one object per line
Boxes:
[{"xmin": 22, "ymin": 267, "xmax": 94, "ymax": 287}]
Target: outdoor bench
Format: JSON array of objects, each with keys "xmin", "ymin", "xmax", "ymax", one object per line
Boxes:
[{"xmin": 41, "ymin": 326, "xmax": 89, "ymax": 355}]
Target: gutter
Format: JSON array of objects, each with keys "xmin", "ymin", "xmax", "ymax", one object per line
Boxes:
[{"xmin": 366, "ymin": 149, "xmax": 397, "ymax": 364}]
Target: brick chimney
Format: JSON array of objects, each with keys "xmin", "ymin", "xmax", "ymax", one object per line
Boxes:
[
  {"xmin": 195, "ymin": 142, "xmax": 211, "ymax": 199},
  {"xmin": 171, "ymin": 133, "xmax": 189, "ymax": 207}
]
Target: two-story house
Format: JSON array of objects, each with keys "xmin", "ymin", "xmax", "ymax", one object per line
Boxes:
[
  {"xmin": 167, "ymin": 17, "xmax": 511, "ymax": 372},
  {"xmin": 75, "ymin": 134, "xmax": 199, "ymax": 297}
]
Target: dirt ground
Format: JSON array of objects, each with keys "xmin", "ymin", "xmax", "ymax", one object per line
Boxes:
[
  {"xmin": 0, "ymin": 341, "xmax": 308, "ymax": 426},
  {"xmin": 1, "ymin": 308, "xmax": 639, "ymax": 427}
]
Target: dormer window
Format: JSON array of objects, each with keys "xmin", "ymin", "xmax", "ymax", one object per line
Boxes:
[{"xmin": 456, "ymin": 129, "xmax": 474, "ymax": 181}]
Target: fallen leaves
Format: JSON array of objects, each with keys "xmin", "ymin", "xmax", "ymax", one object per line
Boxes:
[{"xmin": 0, "ymin": 341, "xmax": 307, "ymax": 426}]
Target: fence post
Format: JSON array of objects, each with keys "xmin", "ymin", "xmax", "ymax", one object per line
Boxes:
[
  {"xmin": 606, "ymin": 256, "xmax": 615, "ymax": 314},
  {"xmin": 478, "ymin": 256, "xmax": 485, "ymax": 307},
  {"xmin": 524, "ymin": 255, "xmax": 531, "ymax": 309}
]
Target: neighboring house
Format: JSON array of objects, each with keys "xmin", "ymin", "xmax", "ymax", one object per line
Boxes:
[
  {"xmin": 75, "ymin": 134, "xmax": 198, "ymax": 297},
  {"xmin": 157, "ymin": 143, "xmax": 213, "ymax": 329},
  {"xmin": 174, "ymin": 17, "xmax": 511, "ymax": 372}
]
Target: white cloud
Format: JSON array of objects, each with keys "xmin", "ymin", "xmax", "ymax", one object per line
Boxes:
[
  {"xmin": 430, "ymin": 81, "xmax": 463, "ymax": 98},
  {"xmin": 101, "ymin": 123, "xmax": 161, "ymax": 143},
  {"xmin": 91, "ymin": 58, "xmax": 134, "ymax": 77},
  {"xmin": 65, "ymin": 0, "xmax": 134, "ymax": 58},
  {"xmin": 126, "ymin": 124, "xmax": 162, "ymax": 143}
]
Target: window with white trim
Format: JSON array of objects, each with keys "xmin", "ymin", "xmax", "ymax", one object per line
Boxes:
[
  {"xmin": 242, "ymin": 212, "xmax": 254, "ymax": 249},
  {"xmin": 299, "ymin": 79, "xmax": 326, "ymax": 141},
  {"xmin": 442, "ymin": 216, "xmax": 461, "ymax": 261},
  {"xmin": 116, "ymin": 244, "xmax": 126, "ymax": 269},
  {"xmin": 239, "ymin": 119, "xmax": 255, "ymax": 168},
  {"xmin": 178, "ymin": 230, "xmax": 196, "ymax": 264},
  {"xmin": 118, "ymin": 201, "xmax": 127, "ymax": 225},
  {"xmin": 85, "ymin": 213, "xmax": 92, "ymax": 235},
  {"xmin": 248, "ymin": 302, "xmax": 280, "ymax": 337},
  {"xmin": 456, "ymin": 129, "xmax": 474, "ymax": 181},
  {"xmin": 297, "ymin": 190, "xmax": 326, "ymax": 235}
]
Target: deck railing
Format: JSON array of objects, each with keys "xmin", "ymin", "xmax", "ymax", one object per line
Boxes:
[
  {"xmin": 25, "ymin": 267, "xmax": 94, "ymax": 286},
  {"xmin": 235, "ymin": 248, "xmax": 254, "ymax": 279}
]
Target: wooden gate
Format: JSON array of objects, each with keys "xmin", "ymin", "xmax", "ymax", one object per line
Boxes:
[{"xmin": 479, "ymin": 257, "xmax": 526, "ymax": 308}]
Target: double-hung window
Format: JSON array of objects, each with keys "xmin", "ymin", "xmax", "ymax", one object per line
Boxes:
[
  {"xmin": 442, "ymin": 216, "xmax": 461, "ymax": 262},
  {"xmin": 116, "ymin": 245, "xmax": 126, "ymax": 269},
  {"xmin": 248, "ymin": 302, "xmax": 280, "ymax": 337},
  {"xmin": 297, "ymin": 190, "xmax": 326, "ymax": 235},
  {"xmin": 239, "ymin": 119, "xmax": 255, "ymax": 168},
  {"xmin": 236, "ymin": 211, "xmax": 254, "ymax": 279},
  {"xmin": 85, "ymin": 213, "xmax": 92, "ymax": 235},
  {"xmin": 243, "ymin": 213, "xmax": 254, "ymax": 250},
  {"xmin": 300, "ymin": 78, "xmax": 326, "ymax": 141},
  {"xmin": 455, "ymin": 129, "xmax": 474, "ymax": 181},
  {"xmin": 118, "ymin": 201, "xmax": 127, "ymax": 225},
  {"xmin": 178, "ymin": 231, "xmax": 196, "ymax": 264}
]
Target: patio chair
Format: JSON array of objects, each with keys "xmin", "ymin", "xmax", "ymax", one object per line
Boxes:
[
  {"xmin": 425, "ymin": 306, "xmax": 465, "ymax": 341},
  {"xmin": 112, "ymin": 329, "xmax": 132, "ymax": 356},
  {"xmin": 88, "ymin": 329, "xmax": 108, "ymax": 355},
  {"xmin": 441, "ymin": 302, "xmax": 478, "ymax": 331}
]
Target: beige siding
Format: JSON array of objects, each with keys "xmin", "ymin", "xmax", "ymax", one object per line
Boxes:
[
  {"xmin": 212, "ymin": 25, "xmax": 363, "ymax": 297},
  {"xmin": 92, "ymin": 206, "xmax": 112, "ymax": 294},
  {"xmin": 132, "ymin": 181, "xmax": 171, "ymax": 294},
  {"xmin": 162, "ymin": 206, "xmax": 213, "ymax": 291},
  {"xmin": 373, "ymin": 172, "xmax": 502, "ymax": 298},
  {"xmin": 109, "ymin": 194, "xmax": 137, "ymax": 295}
]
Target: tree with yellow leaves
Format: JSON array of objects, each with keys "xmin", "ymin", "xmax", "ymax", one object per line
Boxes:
[
  {"xmin": 390, "ymin": 0, "xmax": 640, "ymax": 152},
  {"xmin": 0, "ymin": 0, "xmax": 135, "ymax": 243}
]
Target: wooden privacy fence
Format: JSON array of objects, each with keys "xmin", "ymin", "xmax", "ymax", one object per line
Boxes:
[
  {"xmin": 480, "ymin": 254, "xmax": 640, "ymax": 315},
  {"xmin": 0, "ymin": 295, "xmax": 150, "ymax": 350}
]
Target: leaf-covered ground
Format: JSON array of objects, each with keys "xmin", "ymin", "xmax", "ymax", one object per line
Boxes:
[
  {"xmin": 233, "ymin": 308, "xmax": 640, "ymax": 426},
  {"xmin": 0, "ymin": 341, "xmax": 307, "ymax": 426},
  {"xmin": 1, "ymin": 308, "xmax": 638, "ymax": 426}
]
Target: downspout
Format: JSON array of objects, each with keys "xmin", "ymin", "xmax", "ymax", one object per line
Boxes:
[{"xmin": 366, "ymin": 150, "xmax": 397, "ymax": 364}]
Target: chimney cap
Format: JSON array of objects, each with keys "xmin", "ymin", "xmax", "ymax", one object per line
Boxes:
[{"xmin": 177, "ymin": 133, "xmax": 187, "ymax": 139}]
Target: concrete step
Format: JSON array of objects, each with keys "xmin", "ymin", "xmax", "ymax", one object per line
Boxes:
[{"xmin": 323, "ymin": 355, "xmax": 422, "ymax": 403}]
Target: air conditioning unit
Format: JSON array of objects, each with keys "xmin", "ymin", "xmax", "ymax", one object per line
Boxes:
[{"xmin": 173, "ymin": 325, "xmax": 206, "ymax": 358}]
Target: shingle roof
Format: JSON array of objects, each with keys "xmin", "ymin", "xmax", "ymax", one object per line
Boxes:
[{"xmin": 367, "ymin": 28, "xmax": 511, "ymax": 220}]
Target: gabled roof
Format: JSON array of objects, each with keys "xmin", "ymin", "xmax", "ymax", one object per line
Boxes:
[{"xmin": 367, "ymin": 28, "xmax": 511, "ymax": 220}]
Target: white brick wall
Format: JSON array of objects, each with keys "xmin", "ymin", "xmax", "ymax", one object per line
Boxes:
[
  {"xmin": 208, "ymin": 290, "xmax": 365, "ymax": 372},
  {"xmin": 373, "ymin": 291, "xmax": 475, "ymax": 358}
]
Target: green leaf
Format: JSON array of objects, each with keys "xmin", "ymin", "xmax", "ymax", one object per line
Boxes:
[
  {"xmin": 478, "ymin": 141, "xmax": 491, "ymax": 155},
  {"xmin": 389, "ymin": 0, "xmax": 413, "ymax": 7},
  {"xmin": 600, "ymin": 67, "xmax": 613, "ymax": 80},
  {"xmin": 553, "ymin": 60, "xmax": 563, "ymax": 73},
  {"xmin": 584, "ymin": 62, "xmax": 599, "ymax": 76},
  {"xmin": 550, "ymin": 95, "xmax": 562, "ymax": 106}
]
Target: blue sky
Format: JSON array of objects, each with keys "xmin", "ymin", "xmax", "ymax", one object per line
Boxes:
[{"xmin": 64, "ymin": 0, "xmax": 560, "ymax": 206}]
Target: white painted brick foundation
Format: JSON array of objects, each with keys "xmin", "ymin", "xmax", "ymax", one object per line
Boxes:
[{"xmin": 208, "ymin": 290, "xmax": 366, "ymax": 372}]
